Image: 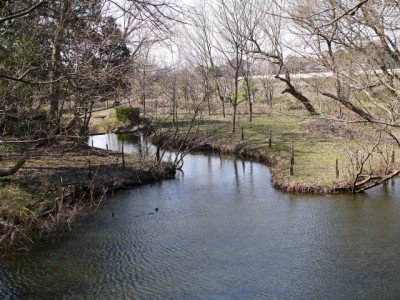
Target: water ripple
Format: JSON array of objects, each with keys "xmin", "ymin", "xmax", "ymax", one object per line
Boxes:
[{"xmin": 2, "ymin": 140, "xmax": 400, "ymax": 299}]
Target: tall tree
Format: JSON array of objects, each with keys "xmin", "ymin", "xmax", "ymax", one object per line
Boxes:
[
  {"xmin": 214, "ymin": 0, "xmax": 250, "ymax": 133},
  {"xmin": 288, "ymin": 0, "xmax": 400, "ymax": 190},
  {"xmin": 240, "ymin": 0, "xmax": 318, "ymax": 114},
  {"xmin": 0, "ymin": 0, "xmax": 184, "ymax": 177}
]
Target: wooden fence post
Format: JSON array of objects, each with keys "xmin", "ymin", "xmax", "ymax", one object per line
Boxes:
[
  {"xmin": 269, "ymin": 130, "xmax": 272, "ymax": 148},
  {"xmin": 336, "ymin": 158, "xmax": 339, "ymax": 179},
  {"xmin": 290, "ymin": 141, "xmax": 294, "ymax": 176},
  {"xmin": 156, "ymin": 144, "xmax": 160, "ymax": 163},
  {"xmin": 290, "ymin": 140, "xmax": 294, "ymax": 165},
  {"xmin": 121, "ymin": 140, "xmax": 125, "ymax": 170},
  {"xmin": 138, "ymin": 133, "xmax": 143, "ymax": 156}
]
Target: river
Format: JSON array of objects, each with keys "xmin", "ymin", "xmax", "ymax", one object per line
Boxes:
[{"xmin": 1, "ymin": 133, "xmax": 400, "ymax": 299}]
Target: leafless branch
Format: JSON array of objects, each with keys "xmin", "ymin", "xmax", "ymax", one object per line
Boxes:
[
  {"xmin": 0, "ymin": 1, "xmax": 46, "ymax": 23},
  {"xmin": 316, "ymin": 0, "xmax": 370, "ymax": 29},
  {"xmin": 0, "ymin": 73, "xmax": 65, "ymax": 85},
  {"xmin": 0, "ymin": 152, "xmax": 28, "ymax": 177}
]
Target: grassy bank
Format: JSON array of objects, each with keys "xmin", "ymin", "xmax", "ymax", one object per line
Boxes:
[
  {"xmin": 0, "ymin": 144, "xmax": 175, "ymax": 253},
  {"xmin": 154, "ymin": 111, "xmax": 400, "ymax": 194},
  {"xmin": 87, "ymin": 103, "xmax": 400, "ymax": 194}
]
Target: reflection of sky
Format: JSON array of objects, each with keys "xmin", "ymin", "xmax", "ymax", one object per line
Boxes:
[
  {"xmin": 3, "ymin": 134, "xmax": 400, "ymax": 299},
  {"xmin": 88, "ymin": 133, "xmax": 178, "ymax": 161},
  {"xmin": 89, "ymin": 133, "xmax": 143, "ymax": 154}
]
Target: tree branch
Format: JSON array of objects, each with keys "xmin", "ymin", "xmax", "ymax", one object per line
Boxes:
[
  {"xmin": 317, "ymin": 0, "xmax": 370, "ymax": 29},
  {"xmin": 355, "ymin": 169, "xmax": 400, "ymax": 192},
  {"xmin": 0, "ymin": 1, "xmax": 47, "ymax": 23},
  {"xmin": 0, "ymin": 153, "xmax": 28, "ymax": 177},
  {"xmin": 0, "ymin": 73, "xmax": 65, "ymax": 85},
  {"xmin": 321, "ymin": 92, "xmax": 373, "ymax": 121},
  {"xmin": 276, "ymin": 75, "xmax": 318, "ymax": 114}
]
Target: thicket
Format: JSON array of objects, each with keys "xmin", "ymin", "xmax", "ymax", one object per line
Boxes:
[{"xmin": 115, "ymin": 106, "xmax": 141, "ymax": 124}]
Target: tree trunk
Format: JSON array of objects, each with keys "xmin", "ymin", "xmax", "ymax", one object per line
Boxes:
[
  {"xmin": 232, "ymin": 70, "xmax": 240, "ymax": 133},
  {"xmin": 172, "ymin": 74, "xmax": 177, "ymax": 125},
  {"xmin": 276, "ymin": 72, "xmax": 318, "ymax": 114},
  {"xmin": 81, "ymin": 100, "xmax": 94, "ymax": 137},
  {"xmin": 49, "ymin": 1, "xmax": 71, "ymax": 129},
  {"xmin": 249, "ymin": 101, "xmax": 253, "ymax": 123},
  {"xmin": 215, "ymin": 80, "xmax": 226, "ymax": 118},
  {"xmin": 282, "ymin": 86, "xmax": 317, "ymax": 114},
  {"xmin": 232, "ymin": 103, "xmax": 237, "ymax": 134},
  {"xmin": 245, "ymin": 77, "xmax": 253, "ymax": 122},
  {"xmin": 205, "ymin": 81, "xmax": 211, "ymax": 115}
]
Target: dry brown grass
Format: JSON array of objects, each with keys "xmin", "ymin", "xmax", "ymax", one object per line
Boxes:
[{"xmin": 0, "ymin": 144, "xmax": 174, "ymax": 253}]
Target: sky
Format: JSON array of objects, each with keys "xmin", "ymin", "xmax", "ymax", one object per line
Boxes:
[{"xmin": 109, "ymin": 0, "xmax": 304, "ymax": 67}]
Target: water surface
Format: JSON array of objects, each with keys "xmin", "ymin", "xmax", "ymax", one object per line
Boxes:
[{"xmin": 1, "ymin": 134, "xmax": 400, "ymax": 299}]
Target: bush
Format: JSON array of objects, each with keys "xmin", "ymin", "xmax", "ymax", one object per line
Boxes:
[{"xmin": 115, "ymin": 106, "xmax": 140, "ymax": 124}]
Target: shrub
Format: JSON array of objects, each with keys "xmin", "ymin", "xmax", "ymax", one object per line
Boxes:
[{"xmin": 115, "ymin": 106, "xmax": 140, "ymax": 124}]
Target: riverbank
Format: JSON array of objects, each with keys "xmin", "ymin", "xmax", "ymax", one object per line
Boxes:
[
  {"xmin": 154, "ymin": 128, "xmax": 351, "ymax": 194},
  {"xmin": 0, "ymin": 144, "xmax": 175, "ymax": 253},
  {"xmin": 153, "ymin": 113, "xmax": 400, "ymax": 194},
  {"xmin": 89, "ymin": 108, "xmax": 353, "ymax": 193}
]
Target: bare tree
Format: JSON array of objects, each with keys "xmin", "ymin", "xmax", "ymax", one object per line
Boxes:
[
  {"xmin": 0, "ymin": 0, "xmax": 185, "ymax": 178},
  {"xmin": 133, "ymin": 48, "xmax": 158, "ymax": 117},
  {"xmin": 258, "ymin": 61, "xmax": 276, "ymax": 106},
  {"xmin": 181, "ymin": 5, "xmax": 213, "ymax": 116},
  {"xmin": 213, "ymin": 0, "xmax": 251, "ymax": 133},
  {"xmin": 186, "ymin": 2, "xmax": 229, "ymax": 118},
  {"xmin": 242, "ymin": 52, "xmax": 257, "ymax": 122},
  {"xmin": 239, "ymin": 0, "xmax": 318, "ymax": 114},
  {"xmin": 287, "ymin": 0, "xmax": 400, "ymax": 190}
]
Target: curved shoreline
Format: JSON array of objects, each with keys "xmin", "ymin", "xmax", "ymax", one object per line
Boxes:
[
  {"xmin": 0, "ymin": 129, "xmax": 352, "ymax": 253},
  {"xmin": 0, "ymin": 147, "xmax": 175, "ymax": 254},
  {"xmin": 154, "ymin": 134, "xmax": 352, "ymax": 195}
]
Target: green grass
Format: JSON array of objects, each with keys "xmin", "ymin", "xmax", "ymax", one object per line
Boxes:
[
  {"xmin": 156, "ymin": 111, "xmax": 399, "ymax": 192},
  {"xmin": 231, "ymin": 115, "xmax": 345, "ymax": 185}
]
